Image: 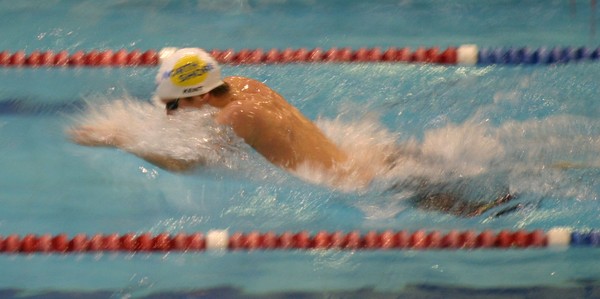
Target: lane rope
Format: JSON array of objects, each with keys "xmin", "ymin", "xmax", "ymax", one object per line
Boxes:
[
  {"xmin": 0, "ymin": 45, "xmax": 598, "ymax": 67},
  {"xmin": 0, "ymin": 228, "xmax": 596, "ymax": 254}
]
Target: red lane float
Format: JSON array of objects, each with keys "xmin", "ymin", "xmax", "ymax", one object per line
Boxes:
[
  {"xmin": 0, "ymin": 49, "xmax": 159, "ymax": 67},
  {"xmin": 0, "ymin": 229, "xmax": 565, "ymax": 254},
  {"xmin": 208, "ymin": 47, "xmax": 458, "ymax": 65},
  {"xmin": 0, "ymin": 47, "xmax": 460, "ymax": 68}
]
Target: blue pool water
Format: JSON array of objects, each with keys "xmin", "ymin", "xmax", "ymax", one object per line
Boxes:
[{"xmin": 1, "ymin": 0, "xmax": 600, "ymax": 298}]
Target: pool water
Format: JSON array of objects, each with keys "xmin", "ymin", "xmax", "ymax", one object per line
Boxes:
[{"xmin": 1, "ymin": 0, "xmax": 600, "ymax": 298}]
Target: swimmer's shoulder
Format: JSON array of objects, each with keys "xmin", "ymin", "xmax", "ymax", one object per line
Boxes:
[
  {"xmin": 223, "ymin": 76, "xmax": 290, "ymax": 110},
  {"xmin": 224, "ymin": 76, "xmax": 273, "ymax": 92}
]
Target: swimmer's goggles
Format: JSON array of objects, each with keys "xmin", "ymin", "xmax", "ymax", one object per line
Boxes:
[{"xmin": 165, "ymin": 98, "xmax": 180, "ymax": 111}]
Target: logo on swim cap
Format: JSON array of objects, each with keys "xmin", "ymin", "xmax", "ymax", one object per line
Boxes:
[
  {"xmin": 155, "ymin": 48, "xmax": 224, "ymax": 99},
  {"xmin": 169, "ymin": 55, "xmax": 214, "ymax": 87}
]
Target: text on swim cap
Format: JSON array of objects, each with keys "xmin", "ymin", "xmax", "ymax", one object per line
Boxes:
[
  {"xmin": 183, "ymin": 86, "xmax": 203, "ymax": 94},
  {"xmin": 171, "ymin": 62, "xmax": 213, "ymax": 83},
  {"xmin": 168, "ymin": 55, "xmax": 213, "ymax": 87}
]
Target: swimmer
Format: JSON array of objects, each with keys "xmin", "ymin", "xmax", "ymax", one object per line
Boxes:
[
  {"xmin": 69, "ymin": 48, "xmax": 514, "ymax": 217},
  {"xmin": 70, "ymin": 48, "xmax": 372, "ymax": 184}
]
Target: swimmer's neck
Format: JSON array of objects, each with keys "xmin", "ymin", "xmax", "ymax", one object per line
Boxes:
[{"xmin": 204, "ymin": 91, "xmax": 234, "ymax": 109}]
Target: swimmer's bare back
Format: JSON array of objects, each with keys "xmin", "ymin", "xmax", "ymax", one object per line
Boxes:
[{"xmin": 216, "ymin": 77, "xmax": 350, "ymax": 171}]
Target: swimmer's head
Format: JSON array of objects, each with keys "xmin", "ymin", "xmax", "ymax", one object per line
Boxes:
[{"xmin": 155, "ymin": 48, "xmax": 224, "ymax": 100}]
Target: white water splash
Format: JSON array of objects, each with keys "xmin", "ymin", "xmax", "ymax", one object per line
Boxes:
[
  {"xmin": 70, "ymin": 96, "xmax": 249, "ymax": 169},
  {"xmin": 69, "ymin": 97, "xmax": 600, "ymax": 219}
]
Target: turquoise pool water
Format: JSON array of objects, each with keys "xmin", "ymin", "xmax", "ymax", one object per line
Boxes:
[{"xmin": 0, "ymin": 0, "xmax": 600, "ymax": 298}]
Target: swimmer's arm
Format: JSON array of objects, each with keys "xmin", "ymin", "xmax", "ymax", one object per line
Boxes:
[
  {"xmin": 135, "ymin": 152, "xmax": 203, "ymax": 172},
  {"xmin": 551, "ymin": 161, "xmax": 600, "ymax": 170},
  {"xmin": 68, "ymin": 126, "xmax": 202, "ymax": 172},
  {"xmin": 68, "ymin": 125, "xmax": 124, "ymax": 148}
]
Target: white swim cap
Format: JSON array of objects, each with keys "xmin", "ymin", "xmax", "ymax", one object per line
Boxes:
[{"xmin": 155, "ymin": 48, "xmax": 224, "ymax": 99}]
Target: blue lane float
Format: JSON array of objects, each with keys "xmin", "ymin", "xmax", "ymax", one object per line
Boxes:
[{"xmin": 476, "ymin": 46, "xmax": 600, "ymax": 65}]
